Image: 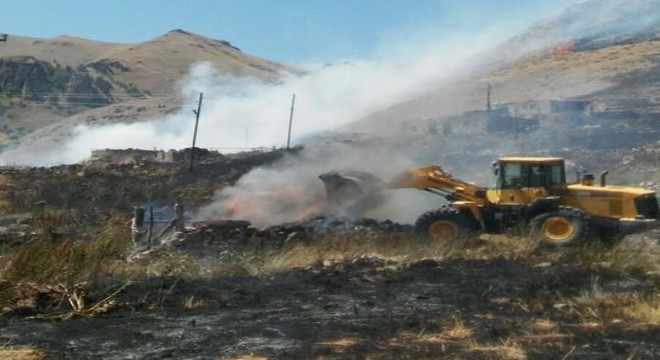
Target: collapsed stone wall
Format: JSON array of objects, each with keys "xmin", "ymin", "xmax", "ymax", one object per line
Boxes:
[{"xmin": 89, "ymin": 147, "xmax": 223, "ymax": 164}]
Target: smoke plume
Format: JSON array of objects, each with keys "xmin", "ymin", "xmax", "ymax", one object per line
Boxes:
[{"xmin": 7, "ymin": 0, "xmax": 656, "ymax": 226}]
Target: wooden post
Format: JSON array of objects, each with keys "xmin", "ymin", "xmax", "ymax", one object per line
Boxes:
[
  {"xmin": 174, "ymin": 203, "xmax": 184, "ymax": 232},
  {"xmin": 147, "ymin": 206, "xmax": 154, "ymax": 248}
]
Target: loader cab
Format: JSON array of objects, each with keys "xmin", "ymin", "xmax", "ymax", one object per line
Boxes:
[
  {"xmin": 494, "ymin": 157, "xmax": 566, "ymax": 190},
  {"xmin": 488, "ymin": 157, "xmax": 566, "ymax": 204}
]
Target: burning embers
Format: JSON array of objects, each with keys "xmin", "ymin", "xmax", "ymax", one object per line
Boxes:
[
  {"xmin": 203, "ymin": 184, "xmax": 329, "ymax": 228},
  {"xmin": 201, "ymin": 170, "xmax": 387, "ymax": 229}
]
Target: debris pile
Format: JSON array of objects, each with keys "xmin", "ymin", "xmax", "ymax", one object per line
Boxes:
[{"xmin": 156, "ymin": 217, "xmax": 414, "ymax": 258}]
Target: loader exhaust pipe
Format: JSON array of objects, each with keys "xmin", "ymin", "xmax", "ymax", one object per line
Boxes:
[{"xmin": 600, "ymin": 170, "xmax": 609, "ymax": 187}]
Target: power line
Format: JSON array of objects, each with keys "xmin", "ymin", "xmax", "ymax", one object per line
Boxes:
[
  {"xmin": 5, "ymin": 99, "xmax": 189, "ymax": 105},
  {"xmin": 6, "ymin": 94, "xmax": 190, "ymax": 103},
  {"xmin": 10, "ymin": 93, "xmax": 188, "ymax": 99},
  {"xmin": 208, "ymin": 147, "xmax": 273, "ymax": 151}
]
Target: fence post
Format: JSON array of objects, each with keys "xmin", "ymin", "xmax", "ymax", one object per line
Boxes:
[
  {"xmin": 131, "ymin": 206, "xmax": 145, "ymax": 244},
  {"xmin": 175, "ymin": 203, "xmax": 184, "ymax": 232},
  {"xmin": 147, "ymin": 206, "xmax": 154, "ymax": 248}
]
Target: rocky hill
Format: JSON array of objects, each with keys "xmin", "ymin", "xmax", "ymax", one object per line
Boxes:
[
  {"xmin": 349, "ymin": 0, "xmax": 660, "ymax": 145},
  {"xmin": 0, "ymin": 30, "xmax": 291, "ymax": 150}
]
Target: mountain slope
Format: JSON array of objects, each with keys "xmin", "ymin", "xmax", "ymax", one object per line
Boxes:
[
  {"xmin": 348, "ymin": 0, "xmax": 660, "ymax": 137},
  {"xmin": 0, "ymin": 30, "xmax": 292, "ymax": 152},
  {"xmin": 104, "ymin": 29, "xmax": 288, "ymax": 94},
  {"xmin": 0, "ymin": 29, "xmax": 289, "ymax": 94}
]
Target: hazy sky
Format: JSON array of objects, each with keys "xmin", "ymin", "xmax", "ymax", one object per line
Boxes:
[{"xmin": 4, "ymin": 0, "xmax": 578, "ymax": 64}]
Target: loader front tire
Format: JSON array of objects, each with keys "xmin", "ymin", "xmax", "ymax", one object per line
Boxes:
[
  {"xmin": 530, "ymin": 206, "xmax": 589, "ymax": 247},
  {"xmin": 415, "ymin": 206, "xmax": 479, "ymax": 244}
]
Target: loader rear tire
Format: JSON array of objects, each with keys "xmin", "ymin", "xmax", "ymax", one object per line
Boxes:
[
  {"xmin": 530, "ymin": 206, "xmax": 589, "ymax": 247},
  {"xmin": 415, "ymin": 206, "xmax": 480, "ymax": 244}
]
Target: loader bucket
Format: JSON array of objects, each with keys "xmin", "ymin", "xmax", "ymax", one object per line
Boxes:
[{"xmin": 318, "ymin": 170, "xmax": 385, "ymax": 217}]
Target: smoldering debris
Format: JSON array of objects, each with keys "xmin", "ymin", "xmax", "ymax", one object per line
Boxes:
[
  {"xmin": 140, "ymin": 216, "xmax": 413, "ymax": 260},
  {"xmin": 194, "ymin": 140, "xmax": 428, "ymax": 228}
]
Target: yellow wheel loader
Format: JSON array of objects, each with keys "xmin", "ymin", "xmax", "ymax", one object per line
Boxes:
[{"xmin": 320, "ymin": 157, "xmax": 659, "ymax": 246}]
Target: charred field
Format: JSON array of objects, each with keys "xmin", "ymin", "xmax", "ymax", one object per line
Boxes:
[
  {"xmin": 2, "ymin": 1, "xmax": 660, "ymax": 357},
  {"xmin": 0, "ymin": 146, "xmax": 658, "ymax": 360}
]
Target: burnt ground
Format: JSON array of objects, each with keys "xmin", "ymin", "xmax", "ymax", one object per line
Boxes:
[
  {"xmin": 0, "ymin": 227, "xmax": 659, "ymax": 359},
  {"xmin": 0, "ymin": 146, "xmax": 658, "ymax": 359}
]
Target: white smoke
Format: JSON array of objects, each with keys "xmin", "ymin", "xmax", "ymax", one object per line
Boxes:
[
  {"xmin": 0, "ymin": 52, "xmax": 479, "ymax": 166},
  {"xmin": 195, "ymin": 142, "xmax": 443, "ymax": 228},
  {"xmin": 3, "ymin": 0, "xmax": 613, "ymax": 226},
  {"xmin": 0, "ymin": 1, "xmax": 590, "ymax": 166},
  {"xmin": 63, "ymin": 48, "xmax": 489, "ymax": 163}
]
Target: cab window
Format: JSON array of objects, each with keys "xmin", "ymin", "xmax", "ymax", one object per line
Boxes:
[{"xmin": 498, "ymin": 162, "xmax": 565, "ymax": 189}]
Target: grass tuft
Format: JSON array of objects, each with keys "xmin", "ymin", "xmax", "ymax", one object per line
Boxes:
[
  {"xmin": 560, "ymin": 240, "xmax": 659, "ymax": 276},
  {"xmin": 0, "ymin": 214, "xmax": 132, "ymax": 312},
  {"xmin": 566, "ymin": 289, "xmax": 660, "ymax": 331},
  {"xmin": 0, "ymin": 346, "xmax": 47, "ymax": 360},
  {"xmin": 465, "ymin": 338, "xmax": 527, "ymax": 360}
]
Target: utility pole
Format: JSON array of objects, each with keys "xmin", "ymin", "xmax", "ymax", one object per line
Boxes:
[
  {"xmin": 486, "ymin": 83, "xmax": 492, "ymax": 112},
  {"xmin": 189, "ymin": 92, "xmax": 203, "ymax": 172},
  {"xmin": 286, "ymin": 93, "xmax": 296, "ymax": 150},
  {"xmin": 485, "ymin": 83, "xmax": 493, "ymax": 133}
]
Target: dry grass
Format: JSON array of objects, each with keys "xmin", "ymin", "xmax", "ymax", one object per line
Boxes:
[
  {"xmin": 464, "ymin": 339, "xmax": 527, "ymax": 360},
  {"xmin": 563, "ymin": 288, "xmax": 660, "ymax": 332},
  {"xmin": 0, "ymin": 349, "xmax": 46, "ymax": 360},
  {"xmin": 259, "ymin": 232, "xmax": 420, "ymax": 272},
  {"xmin": 246, "ymin": 231, "xmax": 537, "ymax": 275},
  {"xmin": 1, "ymin": 225, "xmax": 131, "ymax": 285},
  {"xmin": 521, "ymin": 319, "xmax": 572, "ymax": 344},
  {"xmin": 561, "ymin": 241, "xmax": 660, "ymax": 276},
  {"xmin": 0, "ymin": 213, "xmax": 133, "ymax": 314},
  {"xmin": 183, "ymin": 295, "xmax": 206, "ymax": 309},
  {"xmin": 222, "ymin": 355, "xmax": 270, "ymax": 360},
  {"xmin": 386, "ymin": 320, "xmax": 528, "ymax": 360},
  {"xmin": 314, "ymin": 338, "xmax": 361, "ymax": 355},
  {"xmin": 0, "ymin": 174, "xmax": 40, "ymax": 215},
  {"xmin": 0, "ymin": 175, "xmax": 12, "ymax": 214},
  {"xmin": 395, "ymin": 316, "xmax": 476, "ymax": 346},
  {"xmin": 0, "ymin": 342, "xmax": 46, "ymax": 360},
  {"xmin": 0, "ymin": 222, "xmax": 657, "ymax": 358},
  {"xmin": 139, "ymin": 250, "xmax": 203, "ymax": 278},
  {"xmin": 124, "ymin": 230, "xmax": 658, "ymax": 280}
]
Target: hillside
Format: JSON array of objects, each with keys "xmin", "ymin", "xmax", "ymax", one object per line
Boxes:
[
  {"xmin": 0, "ymin": 30, "xmax": 292, "ymax": 152},
  {"xmin": 0, "ymin": 30, "xmax": 289, "ymax": 94},
  {"xmin": 349, "ymin": 38, "xmax": 660, "ymax": 138}
]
